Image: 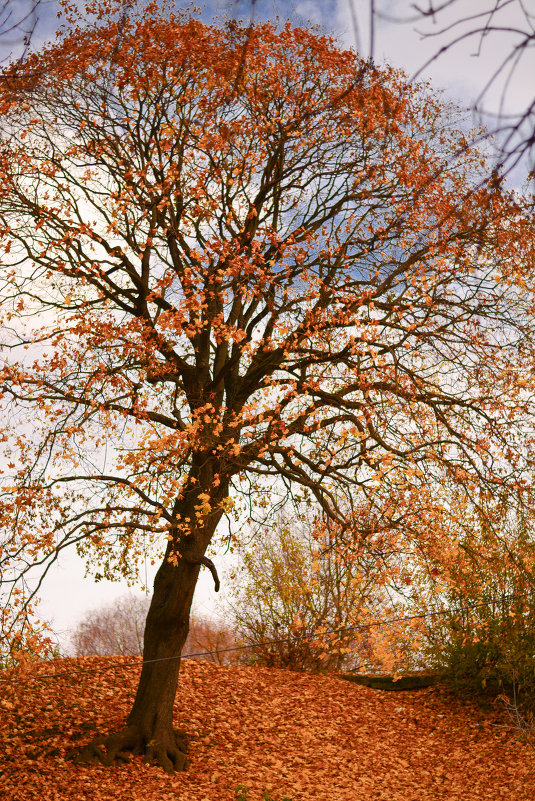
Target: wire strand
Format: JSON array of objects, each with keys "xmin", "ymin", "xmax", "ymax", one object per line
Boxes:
[{"xmin": 0, "ymin": 590, "xmax": 529, "ymax": 684}]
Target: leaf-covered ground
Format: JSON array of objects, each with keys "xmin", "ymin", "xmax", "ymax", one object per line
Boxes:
[{"xmin": 1, "ymin": 657, "xmax": 534, "ymax": 800}]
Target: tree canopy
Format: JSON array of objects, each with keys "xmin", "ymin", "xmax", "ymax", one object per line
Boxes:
[{"xmin": 0, "ymin": 0, "xmax": 534, "ymax": 772}]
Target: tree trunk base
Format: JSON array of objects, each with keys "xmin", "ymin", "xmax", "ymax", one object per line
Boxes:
[{"xmin": 67, "ymin": 725, "xmax": 189, "ymax": 773}]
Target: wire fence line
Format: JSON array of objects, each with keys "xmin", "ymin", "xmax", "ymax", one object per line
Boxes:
[{"xmin": 0, "ymin": 591, "xmax": 530, "ymax": 684}]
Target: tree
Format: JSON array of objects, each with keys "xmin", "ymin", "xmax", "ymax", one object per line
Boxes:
[
  {"xmin": 0, "ymin": 0, "xmax": 42, "ymax": 64},
  {"xmin": 229, "ymin": 509, "xmax": 395, "ymax": 672},
  {"xmin": 72, "ymin": 592, "xmax": 241, "ymax": 665},
  {"xmin": 184, "ymin": 614, "xmax": 242, "ymax": 665},
  {"xmin": 0, "ymin": 0, "xmax": 534, "ymax": 772},
  {"xmin": 71, "ymin": 593, "xmax": 151, "ymax": 657}
]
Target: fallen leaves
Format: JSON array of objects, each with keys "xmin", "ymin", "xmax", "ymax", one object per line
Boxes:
[{"xmin": 1, "ymin": 656, "xmax": 534, "ymax": 800}]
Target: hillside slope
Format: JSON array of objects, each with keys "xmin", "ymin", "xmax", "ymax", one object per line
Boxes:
[{"xmin": 1, "ymin": 657, "xmax": 534, "ymax": 800}]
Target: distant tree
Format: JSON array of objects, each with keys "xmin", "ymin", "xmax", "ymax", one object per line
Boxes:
[
  {"xmin": 0, "ymin": 0, "xmax": 534, "ymax": 773},
  {"xmin": 72, "ymin": 592, "xmax": 241, "ymax": 664},
  {"xmin": 71, "ymin": 594, "xmax": 150, "ymax": 657},
  {"xmin": 185, "ymin": 614, "xmax": 242, "ymax": 665}
]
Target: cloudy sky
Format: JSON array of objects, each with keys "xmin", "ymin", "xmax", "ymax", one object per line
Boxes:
[{"xmin": 2, "ymin": 0, "xmax": 533, "ymax": 648}]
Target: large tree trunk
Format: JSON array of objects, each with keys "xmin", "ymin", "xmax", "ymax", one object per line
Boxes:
[
  {"xmin": 124, "ymin": 550, "xmax": 201, "ymax": 771},
  {"xmin": 68, "ymin": 478, "xmax": 226, "ymax": 772}
]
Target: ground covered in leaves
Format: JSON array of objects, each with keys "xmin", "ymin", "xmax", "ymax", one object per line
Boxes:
[{"xmin": 1, "ymin": 656, "xmax": 534, "ymax": 800}]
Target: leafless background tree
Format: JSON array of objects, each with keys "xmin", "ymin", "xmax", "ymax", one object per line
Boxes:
[
  {"xmin": 71, "ymin": 593, "xmax": 243, "ymax": 665},
  {"xmin": 0, "ymin": 0, "xmax": 44, "ymax": 63},
  {"xmin": 387, "ymin": 1, "xmax": 535, "ymax": 182},
  {"xmin": 71, "ymin": 594, "xmax": 150, "ymax": 657}
]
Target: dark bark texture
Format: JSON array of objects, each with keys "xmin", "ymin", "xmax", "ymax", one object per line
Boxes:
[{"xmin": 68, "ymin": 534, "xmax": 206, "ymax": 772}]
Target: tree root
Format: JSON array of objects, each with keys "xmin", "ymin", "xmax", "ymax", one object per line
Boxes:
[{"xmin": 67, "ymin": 725, "xmax": 189, "ymax": 773}]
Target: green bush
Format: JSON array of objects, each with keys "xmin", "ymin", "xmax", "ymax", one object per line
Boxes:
[
  {"xmin": 420, "ymin": 496, "xmax": 535, "ymax": 709},
  {"xmin": 426, "ymin": 589, "xmax": 535, "ymax": 705}
]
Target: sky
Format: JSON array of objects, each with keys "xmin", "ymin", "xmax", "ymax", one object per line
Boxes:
[{"xmin": 2, "ymin": 0, "xmax": 534, "ymax": 650}]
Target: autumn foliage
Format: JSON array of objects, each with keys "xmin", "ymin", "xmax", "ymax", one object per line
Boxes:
[
  {"xmin": 413, "ymin": 492, "xmax": 535, "ymax": 704},
  {"xmin": 0, "ymin": 0, "xmax": 534, "ymax": 772},
  {"xmin": 229, "ymin": 511, "xmax": 396, "ymax": 672}
]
